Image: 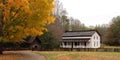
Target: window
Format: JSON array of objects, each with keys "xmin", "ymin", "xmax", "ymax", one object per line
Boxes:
[
  {"xmin": 97, "ymin": 41, "xmax": 99, "ymax": 46},
  {"xmin": 94, "ymin": 36, "xmax": 95, "ymax": 39},
  {"xmin": 84, "ymin": 42, "xmax": 87, "ymax": 46},
  {"xmin": 64, "ymin": 42, "xmax": 67, "ymax": 46},
  {"xmin": 81, "ymin": 43, "xmax": 84, "ymax": 46},
  {"xmin": 96, "ymin": 36, "xmax": 98, "ymax": 40},
  {"xmin": 94, "ymin": 41, "xmax": 96, "ymax": 47},
  {"xmin": 68, "ymin": 42, "xmax": 71, "ymax": 45},
  {"xmin": 60, "ymin": 42, "xmax": 62, "ymax": 46},
  {"xmin": 74, "ymin": 42, "xmax": 79, "ymax": 46}
]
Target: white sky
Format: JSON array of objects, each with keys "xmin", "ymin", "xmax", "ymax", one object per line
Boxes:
[{"xmin": 60, "ymin": 0, "xmax": 120, "ymax": 26}]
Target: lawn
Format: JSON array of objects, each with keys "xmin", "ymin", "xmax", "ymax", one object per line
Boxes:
[
  {"xmin": 104, "ymin": 46, "xmax": 120, "ymax": 48},
  {"xmin": 0, "ymin": 51, "xmax": 22, "ymax": 60},
  {"xmin": 35, "ymin": 51, "xmax": 120, "ymax": 60}
]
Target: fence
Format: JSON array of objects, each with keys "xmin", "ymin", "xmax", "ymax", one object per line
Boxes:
[
  {"xmin": 3, "ymin": 47, "xmax": 120, "ymax": 52},
  {"xmin": 59, "ymin": 48, "xmax": 120, "ymax": 52}
]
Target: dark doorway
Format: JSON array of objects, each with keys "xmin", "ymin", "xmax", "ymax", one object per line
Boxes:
[{"xmin": 84, "ymin": 42, "xmax": 87, "ymax": 47}]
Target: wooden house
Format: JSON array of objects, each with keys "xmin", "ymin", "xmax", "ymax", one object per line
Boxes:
[{"xmin": 60, "ymin": 30, "xmax": 101, "ymax": 48}]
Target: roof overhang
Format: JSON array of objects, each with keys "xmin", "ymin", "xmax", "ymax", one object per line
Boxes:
[{"xmin": 60, "ymin": 38, "xmax": 90, "ymax": 42}]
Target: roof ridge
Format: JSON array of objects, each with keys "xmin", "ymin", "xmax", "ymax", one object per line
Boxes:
[{"xmin": 65, "ymin": 30, "xmax": 96, "ymax": 32}]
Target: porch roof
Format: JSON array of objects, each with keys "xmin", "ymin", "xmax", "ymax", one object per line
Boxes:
[{"xmin": 60, "ymin": 38, "xmax": 90, "ymax": 42}]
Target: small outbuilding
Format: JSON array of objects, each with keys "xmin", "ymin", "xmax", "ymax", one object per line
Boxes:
[
  {"xmin": 20, "ymin": 36, "xmax": 41, "ymax": 50},
  {"xmin": 60, "ymin": 30, "xmax": 101, "ymax": 48}
]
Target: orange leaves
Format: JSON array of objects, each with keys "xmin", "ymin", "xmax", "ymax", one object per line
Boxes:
[
  {"xmin": 0, "ymin": 3, "xmax": 3, "ymax": 7},
  {"xmin": 34, "ymin": 0, "xmax": 55, "ymax": 25},
  {"xmin": 3, "ymin": 9, "xmax": 9, "ymax": 21},
  {"xmin": 7, "ymin": 0, "xmax": 29, "ymax": 9},
  {"xmin": 3, "ymin": 0, "xmax": 30, "ymax": 13},
  {"xmin": 0, "ymin": 0, "xmax": 55, "ymax": 43},
  {"xmin": 47, "ymin": 16, "xmax": 55, "ymax": 24},
  {"xmin": 30, "ymin": 28, "xmax": 43, "ymax": 36},
  {"xmin": 10, "ymin": 35, "xmax": 14, "ymax": 39},
  {"xmin": 2, "ymin": 0, "xmax": 30, "ymax": 22}
]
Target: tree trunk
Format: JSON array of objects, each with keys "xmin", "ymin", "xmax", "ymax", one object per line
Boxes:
[
  {"xmin": 0, "ymin": 0, "xmax": 6, "ymax": 55},
  {"xmin": 0, "ymin": 44, "xmax": 3, "ymax": 54},
  {"xmin": 0, "ymin": 48, "xmax": 3, "ymax": 54}
]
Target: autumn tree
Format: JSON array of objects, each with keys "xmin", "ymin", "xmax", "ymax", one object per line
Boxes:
[
  {"xmin": 104, "ymin": 16, "xmax": 120, "ymax": 46},
  {"xmin": 0, "ymin": 0, "xmax": 55, "ymax": 54}
]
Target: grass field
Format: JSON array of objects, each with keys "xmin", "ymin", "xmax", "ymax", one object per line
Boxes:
[
  {"xmin": 0, "ymin": 51, "xmax": 22, "ymax": 60},
  {"xmin": 36, "ymin": 51, "xmax": 120, "ymax": 60},
  {"xmin": 104, "ymin": 46, "xmax": 120, "ymax": 48}
]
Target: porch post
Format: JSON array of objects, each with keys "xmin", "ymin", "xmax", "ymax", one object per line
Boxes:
[{"xmin": 71, "ymin": 42, "xmax": 73, "ymax": 51}]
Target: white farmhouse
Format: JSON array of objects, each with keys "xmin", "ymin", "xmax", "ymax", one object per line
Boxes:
[{"xmin": 60, "ymin": 30, "xmax": 101, "ymax": 48}]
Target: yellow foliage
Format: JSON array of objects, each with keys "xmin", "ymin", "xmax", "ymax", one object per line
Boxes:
[
  {"xmin": 0, "ymin": 3, "xmax": 3, "ymax": 7},
  {"xmin": 0, "ymin": 0, "xmax": 55, "ymax": 42}
]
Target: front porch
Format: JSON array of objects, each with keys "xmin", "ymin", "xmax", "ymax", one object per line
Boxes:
[{"xmin": 60, "ymin": 41, "xmax": 91, "ymax": 48}]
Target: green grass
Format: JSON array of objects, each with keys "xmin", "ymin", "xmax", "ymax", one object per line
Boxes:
[
  {"xmin": 35, "ymin": 51, "xmax": 120, "ymax": 60},
  {"xmin": 104, "ymin": 46, "xmax": 120, "ymax": 48}
]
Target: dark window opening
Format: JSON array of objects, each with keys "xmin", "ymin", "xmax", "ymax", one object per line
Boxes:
[
  {"xmin": 35, "ymin": 46, "xmax": 38, "ymax": 48},
  {"xmin": 84, "ymin": 42, "xmax": 86, "ymax": 46},
  {"xmin": 75, "ymin": 42, "xmax": 79, "ymax": 46},
  {"xmin": 60, "ymin": 42, "xmax": 62, "ymax": 46},
  {"xmin": 64, "ymin": 42, "xmax": 67, "ymax": 46}
]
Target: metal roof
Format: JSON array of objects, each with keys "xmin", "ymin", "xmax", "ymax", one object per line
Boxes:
[
  {"xmin": 62, "ymin": 30, "xmax": 97, "ymax": 37},
  {"xmin": 26, "ymin": 36, "xmax": 41, "ymax": 43}
]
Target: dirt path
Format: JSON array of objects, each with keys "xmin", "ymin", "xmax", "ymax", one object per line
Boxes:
[{"xmin": 0, "ymin": 51, "xmax": 46, "ymax": 60}]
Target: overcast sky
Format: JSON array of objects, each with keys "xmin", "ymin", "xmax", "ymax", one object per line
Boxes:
[{"xmin": 60, "ymin": 0, "xmax": 120, "ymax": 26}]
